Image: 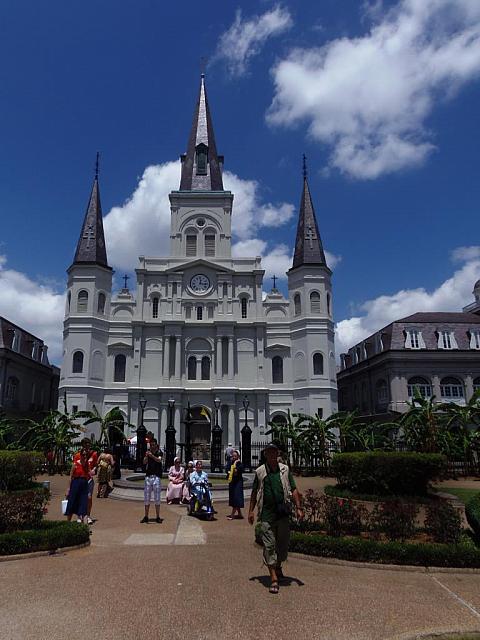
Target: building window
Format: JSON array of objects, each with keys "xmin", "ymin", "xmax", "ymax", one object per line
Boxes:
[
  {"xmin": 294, "ymin": 294, "xmax": 301, "ymax": 316},
  {"xmin": 196, "ymin": 306, "xmax": 203, "ymax": 320},
  {"xmin": 473, "ymin": 377, "xmax": 480, "ymax": 392},
  {"xmin": 196, "ymin": 143, "xmax": 208, "ymax": 175},
  {"xmin": 72, "ymin": 405, "xmax": 78, "ymax": 415},
  {"xmin": 201, "ymin": 356, "xmax": 210, "ymax": 380},
  {"xmin": 439, "ymin": 330, "xmax": 454, "ymax": 349},
  {"xmin": 470, "ymin": 330, "xmax": 480, "ymax": 350},
  {"xmin": 310, "ymin": 291, "xmax": 321, "ymax": 314},
  {"xmin": 114, "ymin": 354, "xmax": 126, "ymax": 382},
  {"xmin": 376, "ymin": 334, "xmax": 384, "ymax": 352},
  {"xmin": 6, "ymin": 377, "xmax": 18, "ymax": 401},
  {"xmin": 241, "ymin": 297, "xmax": 247, "ymax": 319},
  {"xmin": 77, "ymin": 290, "xmax": 88, "ymax": 313},
  {"xmin": 407, "ymin": 376, "xmax": 432, "ymax": 398},
  {"xmin": 67, "ymin": 291, "xmax": 71, "ymax": 313},
  {"xmin": 376, "ymin": 379, "xmax": 388, "ymax": 404},
  {"xmin": 440, "ymin": 377, "xmax": 464, "ymax": 399},
  {"xmin": 313, "ymin": 353, "xmax": 324, "ymax": 375},
  {"xmin": 72, "ymin": 351, "xmax": 84, "ymax": 374},
  {"xmin": 97, "ymin": 292, "xmax": 106, "ymax": 314},
  {"xmin": 205, "ymin": 234, "xmax": 215, "ymax": 257},
  {"xmin": 11, "ymin": 330, "xmax": 20, "ymax": 352},
  {"xmin": 152, "ymin": 297, "xmax": 159, "ymax": 319},
  {"xmin": 207, "ymin": 305, "xmax": 214, "ymax": 319},
  {"xmin": 188, "ymin": 356, "xmax": 197, "ymax": 380},
  {"xmin": 223, "ymin": 282, "xmax": 228, "ymax": 298},
  {"xmin": 186, "ymin": 235, "xmax": 197, "ymax": 257},
  {"xmin": 185, "ymin": 305, "xmax": 192, "ymax": 319},
  {"xmin": 272, "ymin": 356, "xmax": 283, "ymax": 384},
  {"xmin": 405, "ymin": 329, "xmax": 421, "ymax": 349},
  {"xmin": 327, "ymin": 293, "xmax": 331, "ymax": 315}
]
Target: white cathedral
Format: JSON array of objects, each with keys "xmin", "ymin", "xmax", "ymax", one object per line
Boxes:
[{"xmin": 59, "ymin": 75, "xmax": 337, "ymax": 454}]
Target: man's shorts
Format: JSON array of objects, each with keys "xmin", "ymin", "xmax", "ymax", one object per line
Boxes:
[
  {"xmin": 144, "ymin": 475, "xmax": 161, "ymax": 506},
  {"xmin": 87, "ymin": 478, "xmax": 95, "ymax": 497},
  {"xmin": 255, "ymin": 518, "xmax": 290, "ymax": 567}
]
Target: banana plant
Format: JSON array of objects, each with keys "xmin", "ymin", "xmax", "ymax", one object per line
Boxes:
[{"xmin": 74, "ymin": 405, "xmax": 131, "ymax": 446}]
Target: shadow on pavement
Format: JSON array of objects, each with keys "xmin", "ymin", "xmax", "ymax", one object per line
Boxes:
[{"xmin": 249, "ymin": 575, "xmax": 305, "ymax": 589}]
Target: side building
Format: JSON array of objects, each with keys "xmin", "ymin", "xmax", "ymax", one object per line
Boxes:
[
  {"xmin": 59, "ymin": 74, "xmax": 337, "ymax": 452},
  {"xmin": 0, "ymin": 317, "xmax": 60, "ymax": 418},
  {"xmin": 337, "ymin": 285, "xmax": 480, "ymax": 418}
]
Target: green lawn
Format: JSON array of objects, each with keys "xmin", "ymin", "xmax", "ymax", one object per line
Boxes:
[{"xmin": 441, "ymin": 487, "xmax": 479, "ymax": 504}]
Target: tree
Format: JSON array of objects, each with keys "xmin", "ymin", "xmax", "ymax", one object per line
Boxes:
[
  {"xmin": 74, "ymin": 405, "xmax": 128, "ymax": 446},
  {"xmin": 441, "ymin": 389, "xmax": 480, "ymax": 471},
  {"xmin": 399, "ymin": 392, "xmax": 444, "ymax": 453},
  {"xmin": 266, "ymin": 410, "xmax": 307, "ymax": 468},
  {"xmin": 297, "ymin": 412, "xmax": 338, "ymax": 472}
]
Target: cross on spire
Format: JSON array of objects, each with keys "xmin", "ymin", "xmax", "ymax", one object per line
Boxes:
[
  {"xmin": 306, "ymin": 225, "xmax": 316, "ymax": 249},
  {"xmin": 95, "ymin": 151, "xmax": 100, "ymax": 180},
  {"xmin": 271, "ymin": 275, "xmax": 278, "ymax": 290},
  {"xmin": 122, "ymin": 274, "xmax": 130, "ymax": 289},
  {"xmin": 302, "ymin": 153, "xmax": 308, "ymax": 179},
  {"xmin": 83, "ymin": 222, "xmax": 95, "ymax": 249}
]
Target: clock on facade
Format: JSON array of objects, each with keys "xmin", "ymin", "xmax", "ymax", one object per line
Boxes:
[{"xmin": 190, "ymin": 274, "xmax": 210, "ymax": 294}]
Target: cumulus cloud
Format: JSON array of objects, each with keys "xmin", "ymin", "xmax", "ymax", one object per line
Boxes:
[
  {"xmin": 215, "ymin": 5, "xmax": 293, "ymax": 77},
  {"xmin": 0, "ymin": 256, "xmax": 65, "ymax": 363},
  {"xmin": 103, "ymin": 161, "xmax": 296, "ymax": 278},
  {"xmin": 267, "ymin": 0, "xmax": 480, "ymax": 179},
  {"xmin": 335, "ymin": 245, "xmax": 480, "ymax": 354}
]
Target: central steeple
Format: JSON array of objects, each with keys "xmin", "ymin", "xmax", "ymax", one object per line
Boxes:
[{"xmin": 179, "ymin": 74, "xmax": 224, "ymax": 191}]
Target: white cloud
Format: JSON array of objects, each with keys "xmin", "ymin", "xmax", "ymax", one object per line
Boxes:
[
  {"xmin": 0, "ymin": 256, "xmax": 65, "ymax": 363},
  {"xmin": 215, "ymin": 5, "xmax": 293, "ymax": 77},
  {"xmin": 103, "ymin": 161, "xmax": 296, "ymax": 277},
  {"xmin": 335, "ymin": 245, "xmax": 480, "ymax": 354},
  {"xmin": 267, "ymin": 0, "xmax": 480, "ymax": 179}
]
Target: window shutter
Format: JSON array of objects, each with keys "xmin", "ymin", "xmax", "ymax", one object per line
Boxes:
[
  {"xmin": 205, "ymin": 235, "xmax": 215, "ymax": 256},
  {"xmin": 186, "ymin": 235, "xmax": 197, "ymax": 257}
]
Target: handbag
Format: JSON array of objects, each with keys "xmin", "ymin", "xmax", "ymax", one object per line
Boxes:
[
  {"xmin": 61, "ymin": 499, "xmax": 68, "ymax": 515},
  {"xmin": 265, "ymin": 471, "xmax": 292, "ymax": 518}
]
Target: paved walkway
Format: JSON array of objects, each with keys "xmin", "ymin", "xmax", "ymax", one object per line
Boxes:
[{"xmin": 1, "ymin": 475, "xmax": 480, "ymax": 640}]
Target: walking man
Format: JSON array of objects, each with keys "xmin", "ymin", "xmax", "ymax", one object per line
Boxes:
[
  {"xmin": 141, "ymin": 439, "xmax": 163, "ymax": 523},
  {"xmin": 248, "ymin": 443, "xmax": 304, "ymax": 594}
]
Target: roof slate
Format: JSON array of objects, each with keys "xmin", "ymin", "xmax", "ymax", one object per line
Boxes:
[
  {"xmin": 72, "ymin": 175, "xmax": 109, "ymax": 268},
  {"xmin": 291, "ymin": 176, "xmax": 327, "ymax": 270}
]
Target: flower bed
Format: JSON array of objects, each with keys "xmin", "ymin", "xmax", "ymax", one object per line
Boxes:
[{"xmin": 0, "ymin": 520, "xmax": 90, "ymax": 556}]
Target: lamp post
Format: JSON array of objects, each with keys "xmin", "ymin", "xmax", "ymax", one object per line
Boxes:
[
  {"xmin": 210, "ymin": 396, "xmax": 222, "ymax": 472},
  {"xmin": 241, "ymin": 395, "xmax": 252, "ymax": 472},
  {"xmin": 165, "ymin": 397, "xmax": 176, "ymax": 469},
  {"xmin": 184, "ymin": 402, "xmax": 192, "ymax": 464},
  {"xmin": 136, "ymin": 394, "xmax": 147, "ymax": 472}
]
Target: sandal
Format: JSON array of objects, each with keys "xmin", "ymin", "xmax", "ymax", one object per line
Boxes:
[
  {"xmin": 226, "ymin": 515, "xmax": 234, "ymax": 520},
  {"xmin": 269, "ymin": 581, "xmax": 279, "ymax": 594}
]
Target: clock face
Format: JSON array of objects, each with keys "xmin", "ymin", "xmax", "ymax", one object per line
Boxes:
[{"xmin": 190, "ymin": 274, "xmax": 210, "ymax": 294}]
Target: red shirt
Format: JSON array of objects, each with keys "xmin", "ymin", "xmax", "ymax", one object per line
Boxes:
[{"xmin": 73, "ymin": 450, "xmax": 98, "ymax": 479}]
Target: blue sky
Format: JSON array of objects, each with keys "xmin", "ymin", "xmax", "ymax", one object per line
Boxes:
[{"xmin": 1, "ymin": 0, "xmax": 480, "ymax": 362}]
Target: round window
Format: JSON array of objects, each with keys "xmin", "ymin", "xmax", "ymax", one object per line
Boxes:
[{"xmin": 196, "ymin": 218, "xmax": 205, "ymax": 227}]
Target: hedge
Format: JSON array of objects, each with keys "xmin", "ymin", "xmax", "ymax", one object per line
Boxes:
[
  {"xmin": 290, "ymin": 531, "xmax": 480, "ymax": 568},
  {"xmin": 0, "ymin": 451, "xmax": 44, "ymax": 491},
  {"xmin": 324, "ymin": 485, "xmax": 433, "ymax": 504},
  {"xmin": 466, "ymin": 492, "xmax": 480, "ymax": 540},
  {"xmin": 0, "ymin": 484, "xmax": 49, "ymax": 533},
  {"xmin": 331, "ymin": 452, "xmax": 446, "ymax": 496},
  {"xmin": 0, "ymin": 520, "xmax": 90, "ymax": 556}
]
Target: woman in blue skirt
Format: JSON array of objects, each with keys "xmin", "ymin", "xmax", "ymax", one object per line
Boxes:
[{"xmin": 227, "ymin": 450, "xmax": 244, "ymax": 520}]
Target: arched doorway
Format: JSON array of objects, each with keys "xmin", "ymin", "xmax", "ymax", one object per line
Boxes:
[{"xmin": 189, "ymin": 405, "xmax": 211, "ymax": 460}]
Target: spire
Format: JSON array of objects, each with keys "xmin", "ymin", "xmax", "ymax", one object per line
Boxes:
[
  {"xmin": 179, "ymin": 74, "xmax": 224, "ymax": 191},
  {"xmin": 72, "ymin": 153, "xmax": 110, "ymax": 269},
  {"xmin": 291, "ymin": 155, "xmax": 327, "ymax": 270}
]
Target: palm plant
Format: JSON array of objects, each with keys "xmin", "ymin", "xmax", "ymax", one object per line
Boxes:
[
  {"xmin": 399, "ymin": 391, "xmax": 444, "ymax": 453},
  {"xmin": 297, "ymin": 412, "xmax": 338, "ymax": 472},
  {"xmin": 74, "ymin": 405, "xmax": 128, "ymax": 446},
  {"xmin": 0, "ymin": 412, "xmax": 16, "ymax": 449},
  {"xmin": 266, "ymin": 410, "xmax": 307, "ymax": 468},
  {"xmin": 441, "ymin": 389, "xmax": 480, "ymax": 471}
]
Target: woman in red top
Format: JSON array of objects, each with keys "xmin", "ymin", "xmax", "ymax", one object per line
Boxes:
[{"xmin": 65, "ymin": 439, "xmax": 91, "ymax": 523}]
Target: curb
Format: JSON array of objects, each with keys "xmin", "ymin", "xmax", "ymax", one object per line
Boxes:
[
  {"xmin": 289, "ymin": 551, "xmax": 480, "ymax": 574},
  {"xmin": 388, "ymin": 630, "xmax": 480, "ymax": 640},
  {"xmin": 0, "ymin": 540, "xmax": 90, "ymax": 563}
]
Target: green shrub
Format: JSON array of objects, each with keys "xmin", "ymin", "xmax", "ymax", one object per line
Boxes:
[
  {"xmin": 323, "ymin": 496, "xmax": 367, "ymax": 537},
  {"xmin": 466, "ymin": 492, "xmax": 480, "ymax": 540},
  {"xmin": 0, "ymin": 520, "xmax": 90, "ymax": 556},
  {"xmin": 332, "ymin": 452, "xmax": 446, "ymax": 496},
  {"xmin": 368, "ymin": 500, "xmax": 418, "ymax": 542},
  {"xmin": 289, "ymin": 531, "xmax": 480, "ymax": 568},
  {"xmin": 324, "ymin": 484, "xmax": 432, "ymax": 504},
  {"xmin": 425, "ymin": 501, "xmax": 462, "ymax": 544},
  {"xmin": 0, "ymin": 485, "xmax": 49, "ymax": 533},
  {"xmin": 0, "ymin": 451, "xmax": 44, "ymax": 491}
]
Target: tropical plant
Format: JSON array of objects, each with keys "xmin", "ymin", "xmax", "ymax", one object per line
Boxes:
[
  {"xmin": 297, "ymin": 412, "xmax": 338, "ymax": 472},
  {"xmin": 266, "ymin": 410, "xmax": 307, "ymax": 468},
  {"xmin": 441, "ymin": 389, "xmax": 480, "ymax": 470},
  {"xmin": 0, "ymin": 413, "xmax": 16, "ymax": 450},
  {"xmin": 74, "ymin": 405, "xmax": 129, "ymax": 446},
  {"xmin": 399, "ymin": 392, "xmax": 445, "ymax": 453}
]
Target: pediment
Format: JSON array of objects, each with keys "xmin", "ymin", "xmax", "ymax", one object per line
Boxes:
[{"xmin": 163, "ymin": 258, "xmax": 234, "ymax": 274}]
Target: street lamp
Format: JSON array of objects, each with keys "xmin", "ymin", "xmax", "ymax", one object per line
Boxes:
[
  {"xmin": 184, "ymin": 401, "xmax": 192, "ymax": 464},
  {"xmin": 136, "ymin": 394, "xmax": 147, "ymax": 472},
  {"xmin": 211, "ymin": 396, "xmax": 222, "ymax": 472},
  {"xmin": 165, "ymin": 396, "xmax": 176, "ymax": 469},
  {"xmin": 241, "ymin": 395, "xmax": 252, "ymax": 472}
]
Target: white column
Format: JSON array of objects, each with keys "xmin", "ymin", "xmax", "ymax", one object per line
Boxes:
[
  {"xmin": 217, "ymin": 336, "xmax": 223, "ymax": 379},
  {"xmin": 228, "ymin": 337, "xmax": 234, "ymax": 380},
  {"xmin": 164, "ymin": 334, "xmax": 170, "ymax": 379},
  {"xmin": 196, "ymin": 357, "xmax": 201, "ymax": 380},
  {"xmin": 175, "ymin": 335, "xmax": 181, "ymax": 380}
]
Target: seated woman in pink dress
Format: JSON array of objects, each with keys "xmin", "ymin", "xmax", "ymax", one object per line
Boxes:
[{"xmin": 166, "ymin": 457, "xmax": 185, "ymax": 504}]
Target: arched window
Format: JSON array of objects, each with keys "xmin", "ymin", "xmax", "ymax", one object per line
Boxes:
[
  {"xmin": 310, "ymin": 291, "xmax": 321, "ymax": 314},
  {"xmin": 407, "ymin": 376, "xmax": 432, "ymax": 398},
  {"xmin": 97, "ymin": 292, "xmax": 106, "ymax": 314},
  {"xmin": 440, "ymin": 377, "xmax": 464, "ymax": 399},
  {"xmin": 376, "ymin": 379, "xmax": 389, "ymax": 405},
  {"xmin": 196, "ymin": 306, "xmax": 203, "ymax": 320},
  {"xmin": 188, "ymin": 356, "xmax": 197, "ymax": 380},
  {"xmin": 77, "ymin": 290, "xmax": 88, "ymax": 313},
  {"xmin": 114, "ymin": 354, "xmax": 126, "ymax": 382},
  {"xmin": 201, "ymin": 356, "xmax": 210, "ymax": 380},
  {"xmin": 66, "ymin": 291, "xmax": 71, "ymax": 313},
  {"xmin": 223, "ymin": 282, "xmax": 228, "ymax": 298},
  {"xmin": 271, "ymin": 414, "xmax": 287, "ymax": 427},
  {"xmin": 327, "ymin": 293, "xmax": 331, "ymax": 315},
  {"xmin": 313, "ymin": 353, "xmax": 324, "ymax": 375},
  {"xmin": 186, "ymin": 235, "xmax": 197, "ymax": 257},
  {"xmin": 185, "ymin": 305, "xmax": 192, "ymax": 319},
  {"xmin": 272, "ymin": 356, "xmax": 283, "ymax": 384},
  {"xmin": 196, "ymin": 143, "xmax": 208, "ymax": 175},
  {"xmin": 72, "ymin": 351, "xmax": 84, "ymax": 374},
  {"xmin": 294, "ymin": 294, "xmax": 301, "ymax": 316},
  {"xmin": 241, "ymin": 297, "xmax": 248, "ymax": 319},
  {"xmin": 152, "ymin": 297, "xmax": 159, "ymax": 319},
  {"xmin": 204, "ymin": 233, "xmax": 215, "ymax": 257},
  {"xmin": 6, "ymin": 377, "xmax": 18, "ymax": 401}
]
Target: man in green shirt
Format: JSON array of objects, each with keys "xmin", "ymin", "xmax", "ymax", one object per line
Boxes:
[{"xmin": 248, "ymin": 443, "xmax": 304, "ymax": 594}]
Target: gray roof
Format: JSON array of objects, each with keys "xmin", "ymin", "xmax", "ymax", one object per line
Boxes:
[
  {"xmin": 291, "ymin": 175, "xmax": 327, "ymax": 270},
  {"xmin": 397, "ymin": 312, "xmax": 480, "ymax": 324},
  {"xmin": 72, "ymin": 173, "xmax": 109, "ymax": 268},
  {"xmin": 179, "ymin": 75, "xmax": 224, "ymax": 191}
]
